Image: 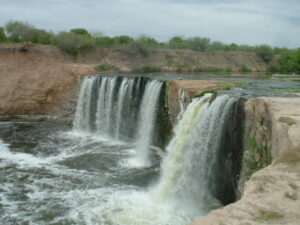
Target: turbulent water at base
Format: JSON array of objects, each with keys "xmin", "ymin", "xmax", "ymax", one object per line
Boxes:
[{"xmin": 0, "ymin": 78, "xmax": 240, "ymax": 225}]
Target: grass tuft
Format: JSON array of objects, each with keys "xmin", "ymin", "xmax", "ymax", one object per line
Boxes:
[
  {"xmin": 285, "ymin": 192, "xmax": 297, "ymax": 200},
  {"xmin": 278, "ymin": 117, "xmax": 297, "ymax": 126},
  {"xmin": 254, "ymin": 209, "xmax": 283, "ymax": 221}
]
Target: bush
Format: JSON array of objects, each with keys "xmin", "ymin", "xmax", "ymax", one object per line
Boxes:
[
  {"xmin": 0, "ymin": 27, "xmax": 6, "ymax": 42},
  {"xmin": 256, "ymin": 45, "xmax": 274, "ymax": 62},
  {"xmin": 278, "ymin": 49, "xmax": 299, "ymax": 74},
  {"xmin": 186, "ymin": 37, "xmax": 210, "ymax": 51},
  {"xmin": 70, "ymin": 28, "xmax": 90, "ymax": 37},
  {"xmin": 94, "ymin": 36, "xmax": 114, "ymax": 46},
  {"xmin": 136, "ymin": 35, "xmax": 159, "ymax": 47},
  {"xmin": 5, "ymin": 21, "xmax": 36, "ymax": 42},
  {"xmin": 239, "ymin": 64, "xmax": 251, "ymax": 73},
  {"xmin": 30, "ymin": 29, "xmax": 54, "ymax": 44},
  {"xmin": 55, "ymin": 31, "xmax": 95, "ymax": 56},
  {"xmin": 113, "ymin": 35, "xmax": 133, "ymax": 45},
  {"xmin": 168, "ymin": 36, "xmax": 186, "ymax": 48}
]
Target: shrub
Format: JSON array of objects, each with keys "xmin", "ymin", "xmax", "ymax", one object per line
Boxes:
[
  {"xmin": 168, "ymin": 36, "xmax": 185, "ymax": 48},
  {"xmin": 279, "ymin": 117, "xmax": 296, "ymax": 126},
  {"xmin": 186, "ymin": 37, "xmax": 210, "ymax": 51},
  {"xmin": 0, "ymin": 27, "xmax": 6, "ymax": 42},
  {"xmin": 256, "ymin": 44, "xmax": 274, "ymax": 62},
  {"xmin": 70, "ymin": 28, "xmax": 90, "ymax": 37},
  {"xmin": 5, "ymin": 20, "xmax": 36, "ymax": 42},
  {"xmin": 30, "ymin": 29, "xmax": 54, "ymax": 44},
  {"xmin": 113, "ymin": 35, "xmax": 134, "ymax": 45},
  {"xmin": 136, "ymin": 35, "xmax": 159, "ymax": 47},
  {"xmin": 254, "ymin": 210, "xmax": 283, "ymax": 221},
  {"xmin": 94, "ymin": 36, "xmax": 114, "ymax": 46},
  {"xmin": 285, "ymin": 192, "xmax": 297, "ymax": 200},
  {"xmin": 55, "ymin": 31, "xmax": 95, "ymax": 56},
  {"xmin": 239, "ymin": 64, "xmax": 251, "ymax": 73}
]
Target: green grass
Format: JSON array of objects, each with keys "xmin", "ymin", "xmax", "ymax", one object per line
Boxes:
[{"xmin": 254, "ymin": 210, "xmax": 283, "ymax": 221}]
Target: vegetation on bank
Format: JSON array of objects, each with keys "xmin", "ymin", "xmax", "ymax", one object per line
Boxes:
[
  {"xmin": 1, "ymin": 20, "xmax": 300, "ymax": 74},
  {"xmin": 254, "ymin": 209, "xmax": 283, "ymax": 221}
]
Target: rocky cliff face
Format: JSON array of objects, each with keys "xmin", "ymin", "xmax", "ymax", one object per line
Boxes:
[
  {"xmin": 190, "ymin": 97, "xmax": 300, "ymax": 225},
  {"xmin": 190, "ymin": 147, "xmax": 300, "ymax": 225},
  {"xmin": 166, "ymin": 80, "xmax": 235, "ymax": 124},
  {"xmin": 0, "ymin": 44, "xmax": 95, "ymax": 123}
]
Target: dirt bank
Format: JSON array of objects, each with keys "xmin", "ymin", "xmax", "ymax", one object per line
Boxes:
[
  {"xmin": 79, "ymin": 47, "xmax": 267, "ymax": 72},
  {"xmin": 0, "ymin": 43, "xmax": 95, "ymax": 122},
  {"xmin": 0, "ymin": 43, "xmax": 266, "ymax": 122}
]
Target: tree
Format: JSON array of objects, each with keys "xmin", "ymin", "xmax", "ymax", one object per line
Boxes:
[
  {"xmin": 113, "ymin": 35, "xmax": 133, "ymax": 44},
  {"xmin": 0, "ymin": 27, "xmax": 6, "ymax": 42},
  {"xmin": 209, "ymin": 41, "xmax": 225, "ymax": 51},
  {"xmin": 296, "ymin": 48, "xmax": 300, "ymax": 74},
  {"xmin": 136, "ymin": 35, "xmax": 159, "ymax": 46},
  {"xmin": 55, "ymin": 31, "xmax": 95, "ymax": 56},
  {"xmin": 255, "ymin": 45, "xmax": 274, "ymax": 63},
  {"xmin": 70, "ymin": 28, "xmax": 90, "ymax": 37},
  {"xmin": 5, "ymin": 21, "xmax": 36, "ymax": 42},
  {"xmin": 278, "ymin": 49, "xmax": 297, "ymax": 73},
  {"xmin": 30, "ymin": 29, "xmax": 54, "ymax": 44},
  {"xmin": 186, "ymin": 37, "xmax": 210, "ymax": 51},
  {"xmin": 168, "ymin": 36, "xmax": 185, "ymax": 48}
]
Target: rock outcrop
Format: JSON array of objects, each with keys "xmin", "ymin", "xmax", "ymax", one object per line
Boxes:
[
  {"xmin": 167, "ymin": 80, "xmax": 235, "ymax": 123},
  {"xmin": 0, "ymin": 44, "xmax": 95, "ymax": 123},
  {"xmin": 190, "ymin": 146, "xmax": 300, "ymax": 225},
  {"xmin": 190, "ymin": 97, "xmax": 300, "ymax": 225}
]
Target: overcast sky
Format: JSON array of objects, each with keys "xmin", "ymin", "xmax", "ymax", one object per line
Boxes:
[{"xmin": 0, "ymin": 0, "xmax": 299, "ymax": 48}]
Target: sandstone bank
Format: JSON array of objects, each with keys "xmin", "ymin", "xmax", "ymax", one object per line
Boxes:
[
  {"xmin": 190, "ymin": 97, "xmax": 300, "ymax": 225},
  {"xmin": 0, "ymin": 44, "xmax": 95, "ymax": 123}
]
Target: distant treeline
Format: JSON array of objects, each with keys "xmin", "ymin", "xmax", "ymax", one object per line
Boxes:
[{"xmin": 0, "ymin": 20, "xmax": 299, "ymax": 74}]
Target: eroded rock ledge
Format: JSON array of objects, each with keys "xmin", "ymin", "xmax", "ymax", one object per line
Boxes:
[{"xmin": 190, "ymin": 97, "xmax": 300, "ymax": 225}]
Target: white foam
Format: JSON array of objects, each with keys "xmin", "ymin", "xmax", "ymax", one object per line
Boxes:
[{"xmin": 0, "ymin": 139, "xmax": 51, "ymax": 168}]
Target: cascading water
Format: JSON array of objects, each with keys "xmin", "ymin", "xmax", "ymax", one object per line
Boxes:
[
  {"xmin": 73, "ymin": 76, "xmax": 96, "ymax": 132},
  {"xmin": 134, "ymin": 80, "xmax": 163, "ymax": 167},
  {"xmin": 74, "ymin": 76, "xmax": 142, "ymax": 140},
  {"xmin": 154, "ymin": 93, "xmax": 241, "ymax": 217},
  {"xmin": 73, "ymin": 75, "xmax": 163, "ymax": 167}
]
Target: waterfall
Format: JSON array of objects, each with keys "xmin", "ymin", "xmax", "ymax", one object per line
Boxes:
[
  {"xmin": 73, "ymin": 75, "xmax": 162, "ymax": 151},
  {"xmin": 73, "ymin": 76, "xmax": 97, "ymax": 132},
  {"xmin": 154, "ymin": 93, "xmax": 240, "ymax": 216},
  {"xmin": 135, "ymin": 80, "xmax": 163, "ymax": 166}
]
